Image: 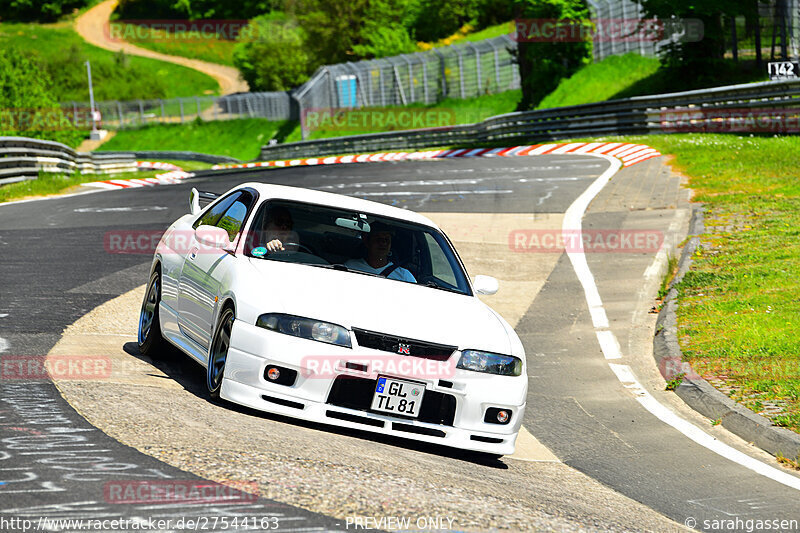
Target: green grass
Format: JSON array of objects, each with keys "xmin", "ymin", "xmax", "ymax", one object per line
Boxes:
[
  {"xmin": 108, "ymin": 22, "xmax": 237, "ymax": 66},
  {"xmin": 537, "ymin": 54, "xmax": 660, "ymax": 109},
  {"xmin": 587, "ymin": 133, "xmax": 800, "ymax": 433},
  {"xmin": 0, "ymin": 22, "xmax": 219, "ymax": 102},
  {"xmin": 98, "ymin": 119, "xmax": 288, "ymax": 161},
  {"xmin": 417, "ymin": 21, "xmax": 511, "ymax": 50},
  {"xmin": 283, "ymin": 89, "xmax": 521, "ymax": 143},
  {"xmin": 0, "ymin": 169, "xmax": 163, "ymax": 203},
  {"xmin": 459, "ymin": 22, "xmax": 512, "ymax": 43}
]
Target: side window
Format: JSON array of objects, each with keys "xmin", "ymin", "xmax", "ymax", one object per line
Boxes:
[
  {"xmin": 194, "ymin": 192, "xmax": 242, "ymax": 229},
  {"xmin": 216, "ymin": 192, "xmax": 254, "ymax": 241},
  {"xmin": 424, "ymin": 233, "xmax": 457, "ymax": 286}
]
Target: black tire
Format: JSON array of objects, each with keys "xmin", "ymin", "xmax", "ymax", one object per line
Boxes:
[
  {"xmin": 207, "ymin": 306, "xmax": 235, "ymax": 401},
  {"xmin": 138, "ymin": 270, "xmax": 166, "ymax": 357}
]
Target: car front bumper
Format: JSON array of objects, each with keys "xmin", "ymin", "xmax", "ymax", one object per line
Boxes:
[{"xmin": 221, "ymin": 320, "xmax": 527, "ymax": 455}]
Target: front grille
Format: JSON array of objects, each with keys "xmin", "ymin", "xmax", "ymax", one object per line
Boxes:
[
  {"xmin": 326, "ymin": 376, "xmax": 456, "ymax": 426},
  {"xmin": 353, "ymin": 328, "xmax": 456, "ymax": 360}
]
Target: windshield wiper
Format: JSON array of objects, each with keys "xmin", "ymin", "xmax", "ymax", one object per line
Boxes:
[{"xmin": 422, "ymin": 280, "xmax": 464, "ymax": 294}]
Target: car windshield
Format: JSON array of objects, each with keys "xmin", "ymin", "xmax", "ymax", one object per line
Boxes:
[{"xmin": 244, "ymin": 200, "xmax": 472, "ymax": 296}]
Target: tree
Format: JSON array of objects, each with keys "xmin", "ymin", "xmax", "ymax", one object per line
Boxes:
[
  {"xmin": 233, "ymin": 13, "xmax": 313, "ymax": 91},
  {"xmin": 512, "ymin": 0, "xmax": 592, "ymax": 110},
  {"xmin": 0, "ymin": 48, "xmax": 84, "ymax": 146},
  {"xmin": 638, "ymin": 0, "xmax": 756, "ymax": 82},
  {"xmin": 0, "ymin": 0, "xmax": 90, "ymax": 22}
]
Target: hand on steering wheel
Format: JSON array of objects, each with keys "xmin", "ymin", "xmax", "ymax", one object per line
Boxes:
[{"xmin": 272, "ymin": 242, "xmax": 314, "ymax": 255}]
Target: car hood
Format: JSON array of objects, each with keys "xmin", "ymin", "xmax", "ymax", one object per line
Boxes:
[{"xmin": 246, "ymin": 258, "xmax": 512, "ymax": 354}]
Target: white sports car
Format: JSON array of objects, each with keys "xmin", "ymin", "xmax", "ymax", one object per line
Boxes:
[{"xmin": 138, "ymin": 183, "xmax": 527, "ymax": 455}]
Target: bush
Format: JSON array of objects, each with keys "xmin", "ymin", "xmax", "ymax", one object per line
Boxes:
[
  {"xmin": 233, "ymin": 13, "xmax": 313, "ymax": 91},
  {"xmin": 0, "ymin": 0, "xmax": 90, "ymax": 22},
  {"xmin": 0, "ymin": 48, "xmax": 85, "ymax": 146}
]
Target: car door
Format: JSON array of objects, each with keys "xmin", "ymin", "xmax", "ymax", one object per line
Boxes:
[{"xmin": 177, "ymin": 191, "xmax": 251, "ymax": 351}]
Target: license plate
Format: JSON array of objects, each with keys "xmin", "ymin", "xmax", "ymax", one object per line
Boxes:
[{"xmin": 370, "ymin": 377, "xmax": 425, "ymax": 418}]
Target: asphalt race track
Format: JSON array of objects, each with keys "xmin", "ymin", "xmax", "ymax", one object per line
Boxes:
[{"xmin": 1, "ymin": 155, "xmax": 799, "ymax": 532}]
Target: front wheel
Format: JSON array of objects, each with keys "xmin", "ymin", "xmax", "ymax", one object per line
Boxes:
[
  {"xmin": 207, "ymin": 307, "xmax": 235, "ymax": 401},
  {"xmin": 138, "ymin": 270, "xmax": 166, "ymax": 357}
]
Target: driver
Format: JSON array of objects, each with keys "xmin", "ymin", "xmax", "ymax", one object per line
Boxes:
[
  {"xmin": 262, "ymin": 206, "xmax": 299, "ymax": 253},
  {"xmin": 345, "ymin": 222, "xmax": 416, "ymax": 282}
]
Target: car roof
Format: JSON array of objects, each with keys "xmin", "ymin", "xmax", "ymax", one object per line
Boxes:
[{"xmin": 237, "ymin": 182, "xmax": 440, "ymax": 229}]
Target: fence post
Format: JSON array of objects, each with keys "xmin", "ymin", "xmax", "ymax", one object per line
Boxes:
[
  {"xmin": 457, "ymin": 47, "xmax": 465, "ymax": 98},
  {"xmin": 433, "ymin": 49, "xmax": 447, "ymax": 100},
  {"xmin": 179, "ymin": 98, "xmax": 184, "ymax": 123},
  {"xmin": 393, "ymin": 65, "xmax": 408, "ymax": 105},
  {"xmin": 491, "ymin": 41, "xmax": 501, "ymax": 91},
  {"xmin": 422, "ymin": 58, "xmax": 429, "ymax": 103},
  {"xmin": 138, "ymin": 100, "xmax": 145, "ymax": 126},
  {"xmin": 468, "ymin": 43, "xmax": 481, "ymax": 95},
  {"xmin": 161, "ymin": 99, "xmax": 166, "ymax": 123},
  {"xmin": 400, "ymin": 55, "xmax": 414, "ymax": 102},
  {"xmin": 72, "ymin": 102, "xmax": 78, "ymax": 127},
  {"xmin": 116, "ymin": 101, "xmax": 124, "ymax": 128},
  {"xmin": 195, "ymin": 97, "xmax": 202, "ymax": 119},
  {"xmin": 380, "ymin": 64, "xmax": 386, "ymax": 106}
]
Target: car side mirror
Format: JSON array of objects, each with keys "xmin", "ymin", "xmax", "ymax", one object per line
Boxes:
[
  {"xmin": 195, "ymin": 225, "xmax": 232, "ymax": 250},
  {"xmin": 473, "ymin": 275, "xmax": 499, "ymax": 295},
  {"xmin": 190, "ymin": 188, "xmax": 201, "ymax": 215}
]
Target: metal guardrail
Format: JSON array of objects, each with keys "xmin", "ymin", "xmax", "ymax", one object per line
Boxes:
[
  {"xmin": 98, "ymin": 150, "xmax": 241, "ymax": 164},
  {"xmin": 0, "ymin": 137, "xmax": 137, "ymax": 185},
  {"xmin": 259, "ymin": 78, "xmax": 800, "ymax": 161}
]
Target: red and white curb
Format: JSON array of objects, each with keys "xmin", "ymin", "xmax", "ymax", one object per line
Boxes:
[
  {"xmin": 211, "ymin": 142, "xmax": 661, "ymax": 171},
  {"xmin": 135, "ymin": 161, "xmax": 184, "ymax": 172},
  {"xmin": 83, "ymin": 162, "xmax": 194, "ymax": 189}
]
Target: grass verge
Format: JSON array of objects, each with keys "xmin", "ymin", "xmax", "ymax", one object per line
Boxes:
[
  {"xmin": 98, "ymin": 119, "xmax": 288, "ymax": 161},
  {"xmin": 538, "ymin": 54, "xmax": 660, "ymax": 109},
  {"xmin": 0, "ymin": 22, "xmax": 219, "ymax": 102},
  {"xmin": 0, "ymin": 169, "xmax": 165, "ymax": 203},
  {"xmin": 282, "ymin": 90, "xmax": 521, "ymax": 143},
  {"xmin": 587, "ymin": 133, "xmax": 800, "ymax": 433}
]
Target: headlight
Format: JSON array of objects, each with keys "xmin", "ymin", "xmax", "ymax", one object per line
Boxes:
[
  {"xmin": 457, "ymin": 350, "xmax": 522, "ymax": 376},
  {"xmin": 255, "ymin": 313, "xmax": 352, "ymax": 348}
]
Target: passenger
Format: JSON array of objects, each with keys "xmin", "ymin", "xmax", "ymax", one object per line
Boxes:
[{"xmin": 345, "ymin": 222, "xmax": 416, "ymax": 282}]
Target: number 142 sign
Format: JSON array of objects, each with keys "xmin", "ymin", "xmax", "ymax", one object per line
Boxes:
[{"xmin": 768, "ymin": 61, "xmax": 799, "ymax": 80}]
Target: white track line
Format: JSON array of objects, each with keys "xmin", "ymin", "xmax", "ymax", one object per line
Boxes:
[{"xmin": 565, "ymin": 154, "xmax": 800, "ymax": 492}]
